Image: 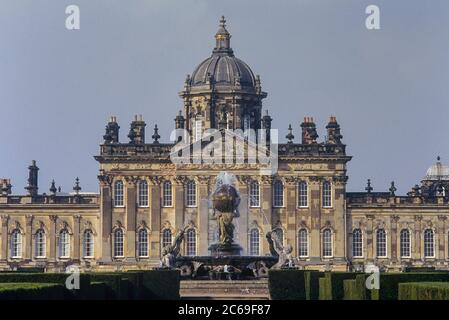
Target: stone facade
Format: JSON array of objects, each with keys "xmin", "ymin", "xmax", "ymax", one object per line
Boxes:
[{"xmin": 0, "ymin": 17, "xmax": 448, "ymax": 272}]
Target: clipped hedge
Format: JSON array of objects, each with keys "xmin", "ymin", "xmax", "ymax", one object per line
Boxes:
[
  {"xmin": 140, "ymin": 270, "xmax": 180, "ymax": 300},
  {"xmin": 304, "ymin": 271, "xmax": 323, "ymax": 300},
  {"xmin": 0, "ymin": 272, "xmax": 91, "ymax": 299},
  {"xmin": 398, "ymin": 282, "xmax": 449, "ymax": 300},
  {"xmin": 318, "ymin": 272, "xmax": 360, "ymax": 300},
  {"xmin": 268, "ymin": 270, "xmax": 306, "ymax": 300},
  {"xmin": 343, "ymin": 274, "xmax": 368, "ymax": 300},
  {"xmin": 0, "ymin": 283, "xmax": 66, "ymax": 300},
  {"xmin": 372, "ymin": 272, "xmax": 449, "ymax": 300}
]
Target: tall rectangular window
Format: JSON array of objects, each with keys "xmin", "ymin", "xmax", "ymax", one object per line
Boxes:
[
  {"xmin": 400, "ymin": 229, "xmax": 410, "ymax": 258},
  {"xmin": 322, "ymin": 181, "xmax": 332, "ymax": 208},
  {"xmin": 249, "ymin": 181, "xmax": 260, "ymax": 207},
  {"xmin": 273, "ymin": 180, "xmax": 284, "ymax": 208},
  {"xmin": 352, "ymin": 229, "xmax": 363, "ymax": 257},
  {"xmin": 298, "ymin": 182, "xmax": 308, "ymax": 208},
  {"xmin": 249, "ymin": 229, "xmax": 260, "ymax": 256},
  {"xmin": 186, "ymin": 180, "xmax": 197, "ymax": 207},
  {"xmin": 322, "ymin": 229, "xmax": 332, "ymax": 257},
  {"xmin": 424, "ymin": 229, "xmax": 434, "ymax": 258},
  {"xmin": 376, "ymin": 229, "xmax": 387, "ymax": 258},
  {"xmin": 138, "ymin": 180, "xmax": 148, "ymax": 207},
  {"xmin": 163, "ymin": 181, "xmax": 173, "ymax": 207},
  {"xmin": 35, "ymin": 229, "xmax": 46, "ymax": 258},
  {"xmin": 83, "ymin": 230, "xmax": 94, "ymax": 258},
  {"xmin": 114, "ymin": 181, "xmax": 124, "ymax": 207},
  {"xmin": 298, "ymin": 229, "xmax": 308, "ymax": 257}
]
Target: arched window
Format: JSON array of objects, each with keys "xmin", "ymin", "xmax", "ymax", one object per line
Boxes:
[
  {"xmin": 400, "ymin": 229, "xmax": 411, "ymax": 258},
  {"xmin": 249, "ymin": 228, "xmax": 260, "ymax": 256},
  {"xmin": 163, "ymin": 181, "xmax": 173, "ymax": 207},
  {"xmin": 162, "ymin": 229, "xmax": 172, "ymax": 249},
  {"xmin": 376, "ymin": 229, "xmax": 387, "ymax": 258},
  {"xmin": 273, "ymin": 228, "xmax": 284, "ymax": 246},
  {"xmin": 249, "ymin": 180, "xmax": 260, "ymax": 207},
  {"xmin": 35, "ymin": 229, "xmax": 46, "ymax": 258},
  {"xmin": 298, "ymin": 229, "xmax": 308, "ymax": 257},
  {"xmin": 273, "ymin": 180, "xmax": 284, "ymax": 207},
  {"xmin": 114, "ymin": 180, "xmax": 124, "ymax": 207},
  {"xmin": 185, "ymin": 229, "xmax": 197, "ymax": 257},
  {"xmin": 298, "ymin": 181, "xmax": 308, "ymax": 208},
  {"xmin": 352, "ymin": 229, "xmax": 363, "ymax": 257},
  {"xmin": 83, "ymin": 230, "xmax": 94, "ymax": 258},
  {"xmin": 11, "ymin": 229, "xmax": 22, "ymax": 258},
  {"xmin": 322, "ymin": 181, "xmax": 332, "ymax": 208},
  {"xmin": 322, "ymin": 228, "xmax": 332, "ymax": 257},
  {"xmin": 113, "ymin": 229, "xmax": 124, "ymax": 257},
  {"xmin": 186, "ymin": 180, "xmax": 197, "ymax": 207},
  {"xmin": 424, "ymin": 229, "xmax": 434, "ymax": 258},
  {"xmin": 59, "ymin": 229, "xmax": 70, "ymax": 258},
  {"xmin": 138, "ymin": 229, "xmax": 148, "ymax": 257},
  {"xmin": 138, "ymin": 180, "xmax": 148, "ymax": 207}
]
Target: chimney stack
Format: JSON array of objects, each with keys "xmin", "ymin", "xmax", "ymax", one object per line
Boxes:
[
  {"xmin": 103, "ymin": 116, "xmax": 120, "ymax": 144},
  {"xmin": 25, "ymin": 160, "xmax": 39, "ymax": 197},
  {"xmin": 128, "ymin": 114, "xmax": 146, "ymax": 144},
  {"xmin": 300, "ymin": 117, "xmax": 318, "ymax": 144}
]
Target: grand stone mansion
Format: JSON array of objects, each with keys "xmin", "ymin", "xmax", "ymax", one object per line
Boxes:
[{"xmin": 0, "ymin": 17, "xmax": 448, "ymax": 272}]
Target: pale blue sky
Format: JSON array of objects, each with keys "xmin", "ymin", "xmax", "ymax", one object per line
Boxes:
[{"xmin": 1, "ymin": 0, "xmax": 448, "ymax": 194}]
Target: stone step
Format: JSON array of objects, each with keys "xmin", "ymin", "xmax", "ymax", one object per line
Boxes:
[{"xmin": 180, "ymin": 280, "xmax": 270, "ymax": 300}]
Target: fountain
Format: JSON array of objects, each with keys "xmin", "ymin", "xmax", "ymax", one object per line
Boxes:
[{"xmin": 160, "ymin": 172, "xmax": 293, "ymax": 279}]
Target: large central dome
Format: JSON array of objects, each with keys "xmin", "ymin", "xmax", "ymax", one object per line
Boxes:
[{"xmin": 189, "ymin": 16, "xmax": 258, "ymax": 91}]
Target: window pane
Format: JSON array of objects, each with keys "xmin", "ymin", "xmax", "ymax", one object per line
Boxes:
[
  {"xmin": 185, "ymin": 229, "xmax": 196, "ymax": 256},
  {"xmin": 114, "ymin": 181, "xmax": 124, "ymax": 207},
  {"xmin": 186, "ymin": 181, "xmax": 196, "ymax": 207},
  {"xmin": 298, "ymin": 182, "xmax": 308, "ymax": 208},
  {"xmin": 249, "ymin": 229, "xmax": 260, "ymax": 256},
  {"xmin": 138, "ymin": 229, "xmax": 148, "ymax": 257},
  {"xmin": 162, "ymin": 229, "xmax": 172, "ymax": 249},
  {"xmin": 273, "ymin": 181, "xmax": 284, "ymax": 207},
  {"xmin": 322, "ymin": 182, "xmax": 332, "ymax": 208},
  {"xmin": 424, "ymin": 229, "xmax": 434, "ymax": 258},
  {"xmin": 323, "ymin": 229, "xmax": 332, "ymax": 257},
  {"xmin": 59, "ymin": 230, "xmax": 70, "ymax": 258},
  {"xmin": 163, "ymin": 181, "xmax": 173, "ymax": 207},
  {"xmin": 35, "ymin": 230, "xmax": 46, "ymax": 258},
  {"xmin": 376, "ymin": 229, "xmax": 386, "ymax": 257},
  {"xmin": 400, "ymin": 229, "xmax": 410, "ymax": 258},
  {"xmin": 83, "ymin": 230, "xmax": 94, "ymax": 258},
  {"xmin": 352, "ymin": 229, "xmax": 363, "ymax": 257},
  {"xmin": 11, "ymin": 230, "xmax": 22, "ymax": 258},
  {"xmin": 249, "ymin": 181, "xmax": 260, "ymax": 207},
  {"xmin": 138, "ymin": 181, "xmax": 148, "ymax": 207},
  {"xmin": 114, "ymin": 229, "xmax": 124, "ymax": 257},
  {"xmin": 298, "ymin": 229, "xmax": 308, "ymax": 257}
]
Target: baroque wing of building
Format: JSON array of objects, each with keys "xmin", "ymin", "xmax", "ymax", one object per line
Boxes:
[{"xmin": 0, "ymin": 17, "xmax": 448, "ymax": 272}]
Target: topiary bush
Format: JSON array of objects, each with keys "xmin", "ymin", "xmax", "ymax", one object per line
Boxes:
[
  {"xmin": 318, "ymin": 272, "xmax": 360, "ymax": 300},
  {"xmin": 268, "ymin": 270, "xmax": 306, "ymax": 300},
  {"xmin": 343, "ymin": 275, "xmax": 367, "ymax": 300},
  {"xmin": 139, "ymin": 270, "xmax": 180, "ymax": 300}
]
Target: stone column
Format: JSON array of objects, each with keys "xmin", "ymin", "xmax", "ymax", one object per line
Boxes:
[
  {"xmin": 198, "ymin": 177, "xmax": 210, "ymax": 255},
  {"xmin": 99, "ymin": 175, "xmax": 112, "ymax": 262},
  {"xmin": 236, "ymin": 176, "xmax": 249, "ymax": 255},
  {"xmin": 49, "ymin": 215, "xmax": 58, "ymax": 262},
  {"xmin": 438, "ymin": 216, "xmax": 447, "ymax": 261},
  {"xmin": 309, "ymin": 177, "xmax": 321, "ymax": 261},
  {"xmin": 149, "ymin": 177, "xmax": 161, "ymax": 258},
  {"xmin": 125, "ymin": 177, "xmax": 137, "ymax": 262},
  {"xmin": 390, "ymin": 215, "xmax": 399, "ymax": 263},
  {"xmin": 413, "ymin": 215, "xmax": 422, "ymax": 261},
  {"xmin": 174, "ymin": 177, "xmax": 185, "ymax": 231},
  {"xmin": 365, "ymin": 215, "xmax": 374, "ymax": 262},
  {"xmin": 261, "ymin": 176, "xmax": 273, "ymax": 254},
  {"xmin": 0, "ymin": 215, "xmax": 9, "ymax": 261},
  {"xmin": 73, "ymin": 215, "xmax": 81, "ymax": 262},
  {"xmin": 285, "ymin": 177, "xmax": 297, "ymax": 255},
  {"xmin": 25, "ymin": 215, "xmax": 33, "ymax": 261}
]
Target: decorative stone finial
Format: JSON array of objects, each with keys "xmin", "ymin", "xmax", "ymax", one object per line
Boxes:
[
  {"xmin": 152, "ymin": 124, "xmax": 160, "ymax": 144},
  {"xmin": 389, "ymin": 181, "xmax": 397, "ymax": 196},
  {"xmin": 49, "ymin": 180, "xmax": 57, "ymax": 195},
  {"xmin": 365, "ymin": 179, "xmax": 373, "ymax": 194},
  {"xmin": 73, "ymin": 177, "xmax": 81, "ymax": 195},
  {"xmin": 286, "ymin": 124, "xmax": 294, "ymax": 144}
]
